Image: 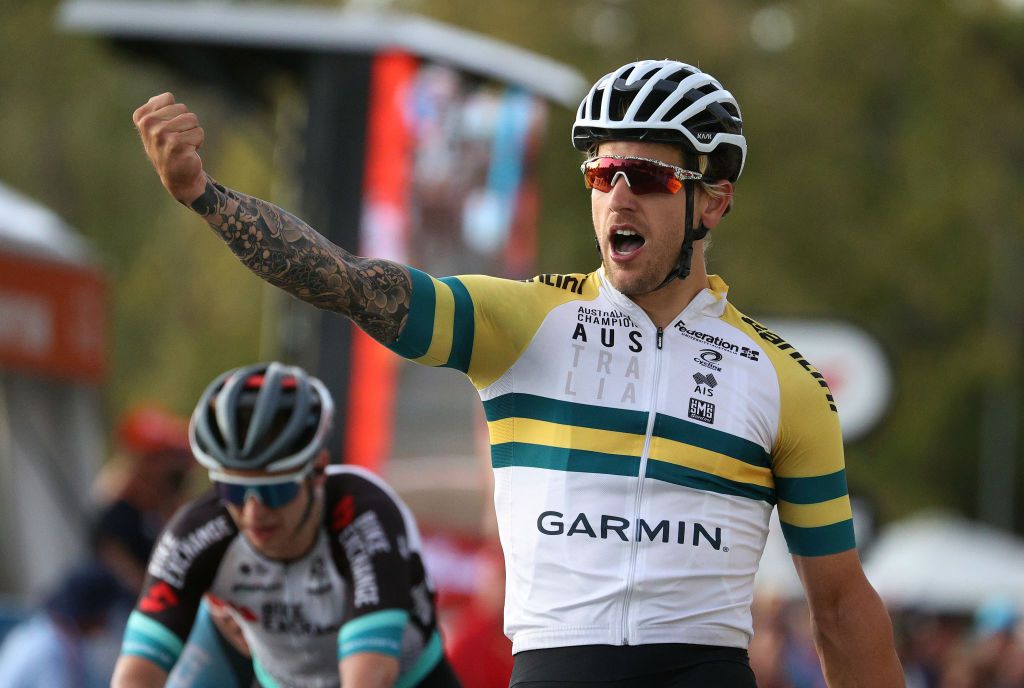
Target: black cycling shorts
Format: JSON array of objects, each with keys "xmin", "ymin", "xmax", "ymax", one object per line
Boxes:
[{"xmin": 509, "ymin": 643, "xmax": 756, "ymax": 688}]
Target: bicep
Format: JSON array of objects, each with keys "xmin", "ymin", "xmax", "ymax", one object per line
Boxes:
[
  {"xmin": 791, "ymin": 548, "xmax": 873, "ymax": 613},
  {"xmin": 112, "ymin": 654, "xmax": 169, "ymax": 688}
]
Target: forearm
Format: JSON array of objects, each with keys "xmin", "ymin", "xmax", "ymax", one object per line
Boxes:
[
  {"xmin": 111, "ymin": 655, "xmax": 169, "ymax": 688},
  {"xmin": 339, "ymin": 653, "xmax": 400, "ymax": 688},
  {"xmin": 188, "ymin": 175, "xmax": 411, "ymax": 343},
  {"xmin": 810, "ymin": 586, "xmax": 904, "ymax": 687}
]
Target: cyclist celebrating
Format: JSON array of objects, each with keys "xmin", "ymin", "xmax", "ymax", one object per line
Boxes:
[
  {"xmin": 133, "ymin": 60, "xmax": 903, "ymax": 686},
  {"xmin": 111, "ymin": 362, "xmax": 458, "ymax": 688}
]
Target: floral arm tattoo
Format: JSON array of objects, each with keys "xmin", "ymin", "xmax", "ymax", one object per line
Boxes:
[{"xmin": 189, "ymin": 175, "xmax": 410, "ymax": 344}]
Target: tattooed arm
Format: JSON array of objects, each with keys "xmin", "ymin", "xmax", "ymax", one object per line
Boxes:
[
  {"xmin": 133, "ymin": 92, "xmax": 410, "ymax": 344},
  {"xmin": 190, "ymin": 175, "xmax": 410, "ymax": 343}
]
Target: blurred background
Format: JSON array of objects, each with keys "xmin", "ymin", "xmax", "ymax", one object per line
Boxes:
[{"xmin": 1, "ymin": 0, "xmax": 1023, "ymax": 686}]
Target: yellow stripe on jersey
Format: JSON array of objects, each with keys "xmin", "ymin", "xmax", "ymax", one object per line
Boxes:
[
  {"xmin": 411, "ymin": 277, "xmax": 455, "ymax": 367},
  {"xmin": 488, "ymin": 417, "xmax": 645, "ymax": 458},
  {"xmin": 387, "ymin": 268, "xmax": 601, "ymax": 390},
  {"xmin": 648, "ymin": 436, "xmax": 774, "ymax": 489},
  {"xmin": 456, "ymin": 273, "xmax": 601, "ymax": 389},
  {"xmin": 777, "ymin": 496, "xmax": 853, "ymax": 529},
  {"xmin": 719, "ymin": 301, "xmax": 855, "ymax": 555}
]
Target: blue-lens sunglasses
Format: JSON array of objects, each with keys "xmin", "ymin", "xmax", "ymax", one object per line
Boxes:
[{"xmin": 213, "ymin": 479, "xmax": 303, "ymax": 508}]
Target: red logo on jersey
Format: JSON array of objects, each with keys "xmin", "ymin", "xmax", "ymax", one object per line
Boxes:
[
  {"xmin": 140, "ymin": 581, "xmax": 179, "ymax": 614},
  {"xmin": 332, "ymin": 495, "xmax": 355, "ymax": 531},
  {"xmin": 226, "ymin": 601, "xmax": 258, "ymax": 622}
]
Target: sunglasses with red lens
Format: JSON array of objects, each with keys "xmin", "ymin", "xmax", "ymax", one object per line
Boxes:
[
  {"xmin": 214, "ymin": 480, "xmax": 302, "ymax": 508},
  {"xmin": 580, "ymin": 155, "xmax": 703, "ymax": 196}
]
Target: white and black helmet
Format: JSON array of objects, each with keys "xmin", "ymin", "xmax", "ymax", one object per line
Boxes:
[
  {"xmin": 572, "ymin": 59, "xmax": 746, "ymax": 182},
  {"xmin": 189, "ymin": 362, "xmax": 334, "ymax": 484}
]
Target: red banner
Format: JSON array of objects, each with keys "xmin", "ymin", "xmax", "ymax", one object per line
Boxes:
[
  {"xmin": 344, "ymin": 52, "xmax": 419, "ymax": 471},
  {"xmin": 0, "ymin": 251, "xmax": 106, "ymax": 383}
]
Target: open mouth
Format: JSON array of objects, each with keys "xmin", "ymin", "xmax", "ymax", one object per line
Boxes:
[
  {"xmin": 248, "ymin": 525, "xmax": 278, "ymax": 541},
  {"xmin": 611, "ymin": 228, "xmax": 646, "ymax": 257}
]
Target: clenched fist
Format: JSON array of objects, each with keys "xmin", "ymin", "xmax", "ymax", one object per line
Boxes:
[{"xmin": 133, "ymin": 93, "xmax": 207, "ymax": 205}]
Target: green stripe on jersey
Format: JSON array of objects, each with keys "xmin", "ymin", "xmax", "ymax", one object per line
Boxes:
[
  {"xmin": 121, "ymin": 611, "xmax": 184, "ymax": 673},
  {"xmin": 338, "ymin": 609, "xmax": 409, "ymax": 660},
  {"xmin": 254, "ymin": 658, "xmax": 282, "ymax": 688},
  {"xmin": 491, "ymin": 442, "xmax": 640, "ymax": 477},
  {"xmin": 396, "ymin": 632, "xmax": 444, "ymax": 688},
  {"xmin": 440, "ymin": 277, "xmax": 474, "ymax": 373},
  {"xmin": 482, "ymin": 395, "xmax": 770, "ymax": 469},
  {"xmin": 774, "ymin": 470, "xmax": 849, "ymax": 505},
  {"xmin": 645, "ymin": 459, "xmax": 776, "ymax": 504},
  {"xmin": 654, "ymin": 414, "xmax": 770, "ymax": 468},
  {"xmin": 387, "ymin": 267, "xmax": 436, "ymax": 359},
  {"xmin": 780, "ymin": 519, "xmax": 856, "ymax": 556},
  {"xmin": 482, "ymin": 393, "xmax": 648, "ymax": 435}
]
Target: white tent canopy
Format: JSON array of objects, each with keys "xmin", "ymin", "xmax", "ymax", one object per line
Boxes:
[
  {"xmin": 863, "ymin": 511, "xmax": 1024, "ymax": 613},
  {"xmin": 0, "ymin": 180, "xmax": 105, "ymax": 596},
  {"xmin": 0, "ymin": 182, "xmax": 95, "ymax": 265}
]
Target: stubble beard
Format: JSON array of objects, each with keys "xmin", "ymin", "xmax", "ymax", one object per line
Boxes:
[{"xmin": 602, "ymin": 250, "xmax": 674, "ymax": 297}]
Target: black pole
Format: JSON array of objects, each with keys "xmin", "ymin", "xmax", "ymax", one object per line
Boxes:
[{"xmin": 298, "ymin": 53, "xmax": 373, "ymax": 461}]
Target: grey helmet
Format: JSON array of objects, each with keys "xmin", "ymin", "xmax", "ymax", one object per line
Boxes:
[
  {"xmin": 572, "ymin": 59, "xmax": 746, "ymax": 182},
  {"xmin": 189, "ymin": 362, "xmax": 333, "ymax": 483}
]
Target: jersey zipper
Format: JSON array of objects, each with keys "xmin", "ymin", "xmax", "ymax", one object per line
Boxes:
[{"xmin": 619, "ymin": 325, "xmax": 664, "ymax": 644}]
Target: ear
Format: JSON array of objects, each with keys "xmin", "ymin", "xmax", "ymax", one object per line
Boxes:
[{"xmin": 697, "ymin": 181, "xmax": 735, "ymax": 230}]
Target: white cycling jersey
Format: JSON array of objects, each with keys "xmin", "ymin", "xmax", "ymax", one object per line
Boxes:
[
  {"xmin": 121, "ymin": 465, "xmax": 444, "ymax": 688},
  {"xmin": 387, "ymin": 268, "xmax": 853, "ymax": 653}
]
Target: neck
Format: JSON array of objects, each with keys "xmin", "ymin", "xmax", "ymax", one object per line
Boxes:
[{"xmin": 629, "ymin": 265, "xmax": 709, "ymax": 329}]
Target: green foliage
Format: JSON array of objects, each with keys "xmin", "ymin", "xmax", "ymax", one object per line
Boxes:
[{"xmin": 2, "ymin": 0, "xmax": 1023, "ymax": 528}]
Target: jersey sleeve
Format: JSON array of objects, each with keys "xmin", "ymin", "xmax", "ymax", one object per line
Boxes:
[
  {"xmin": 328, "ymin": 472, "xmax": 421, "ymax": 662},
  {"xmin": 386, "ymin": 267, "xmax": 596, "ymax": 389},
  {"xmin": 769, "ymin": 346, "xmax": 856, "ymax": 557},
  {"xmin": 120, "ymin": 492, "xmax": 236, "ymax": 673}
]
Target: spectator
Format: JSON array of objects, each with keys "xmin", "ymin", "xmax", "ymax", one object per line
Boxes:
[
  {"xmin": 91, "ymin": 405, "xmax": 193, "ymax": 593},
  {"xmin": 969, "ymin": 597, "xmax": 1024, "ymax": 688},
  {"xmin": 0, "ymin": 562, "xmax": 123, "ymax": 688}
]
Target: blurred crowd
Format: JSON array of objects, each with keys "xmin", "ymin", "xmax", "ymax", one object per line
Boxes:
[
  {"xmin": 0, "ymin": 407, "xmax": 1022, "ymax": 687},
  {"xmin": 746, "ymin": 595, "xmax": 1024, "ymax": 688},
  {"xmin": 425, "ymin": 535, "xmax": 1024, "ymax": 688},
  {"xmin": 0, "ymin": 405, "xmax": 194, "ymax": 688}
]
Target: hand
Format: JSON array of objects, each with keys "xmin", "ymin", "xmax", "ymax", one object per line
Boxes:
[{"xmin": 133, "ymin": 92, "xmax": 207, "ymax": 205}]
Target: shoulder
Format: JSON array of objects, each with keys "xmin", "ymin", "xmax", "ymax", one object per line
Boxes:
[
  {"xmin": 162, "ymin": 490, "xmax": 234, "ymax": 537},
  {"xmin": 322, "ymin": 465, "xmax": 411, "ymax": 529},
  {"xmin": 324, "ymin": 464, "xmax": 401, "ymax": 503},
  {"xmin": 722, "ymin": 306, "xmax": 837, "ymax": 415},
  {"xmin": 426, "ymin": 271, "xmax": 599, "ymax": 309},
  {"xmin": 148, "ymin": 492, "xmax": 237, "ymax": 582}
]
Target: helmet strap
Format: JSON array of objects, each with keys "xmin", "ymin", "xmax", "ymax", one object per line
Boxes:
[
  {"xmin": 290, "ymin": 479, "xmax": 318, "ymax": 540},
  {"xmin": 652, "ymin": 180, "xmax": 708, "ymax": 291}
]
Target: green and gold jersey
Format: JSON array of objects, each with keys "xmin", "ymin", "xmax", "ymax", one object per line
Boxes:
[{"xmin": 388, "ymin": 267, "xmax": 852, "ymax": 652}]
